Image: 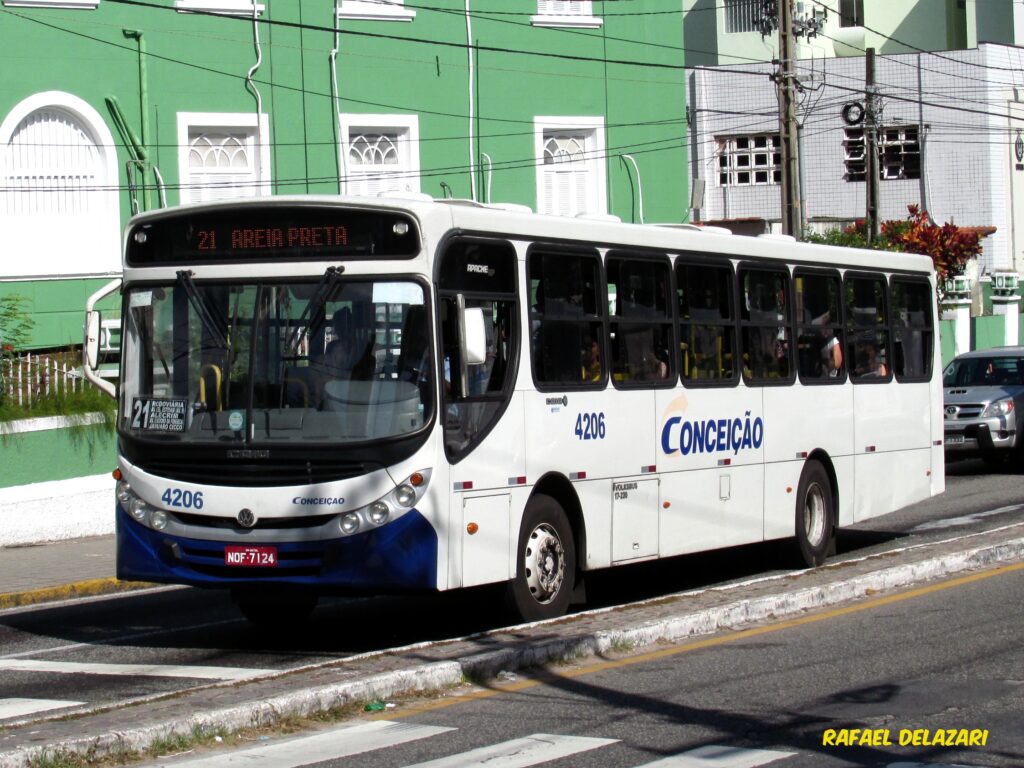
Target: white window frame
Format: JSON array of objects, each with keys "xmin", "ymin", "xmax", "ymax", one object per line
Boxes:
[
  {"xmin": 723, "ymin": 0, "xmax": 759, "ymax": 33},
  {"xmin": 176, "ymin": 112, "xmax": 271, "ymax": 204},
  {"xmin": 878, "ymin": 125, "xmax": 921, "ymax": 180},
  {"xmin": 532, "ymin": 0, "xmax": 602, "ymax": 29},
  {"xmin": 0, "ymin": 91, "xmax": 120, "ymax": 277},
  {"xmin": 843, "ymin": 125, "xmax": 921, "ymax": 182},
  {"xmin": 338, "ymin": 114, "xmax": 421, "ymax": 196},
  {"xmin": 175, "ymin": 0, "xmax": 263, "ymax": 15},
  {"xmin": 2, "ymin": 0, "xmax": 98, "ymax": 8},
  {"xmin": 716, "ymin": 133, "xmax": 781, "ymax": 187},
  {"xmin": 338, "ymin": 0, "xmax": 415, "ymax": 22},
  {"xmin": 534, "ymin": 116, "xmax": 607, "ymax": 218}
]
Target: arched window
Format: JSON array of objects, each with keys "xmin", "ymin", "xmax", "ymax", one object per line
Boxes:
[{"xmin": 0, "ymin": 92, "xmax": 118, "ymax": 277}]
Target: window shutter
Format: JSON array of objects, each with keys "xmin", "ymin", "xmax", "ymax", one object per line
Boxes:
[
  {"xmin": 3, "ymin": 108, "xmax": 101, "ymax": 215},
  {"xmin": 185, "ymin": 131, "xmax": 260, "ymax": 203},
  {"xmin": 540, "ymin": 129, "xmax": 594, "ymax": 217},
  {"xmin": 538, "ymin": 0, "xmax": 590, "ymax": 15},
  {"xmin": 346, "ymin": 130, "xmax": 409, "ymax": 196}
]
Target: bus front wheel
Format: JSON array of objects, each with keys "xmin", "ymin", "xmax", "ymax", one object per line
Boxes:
[
  {"xmin": 795, "ymin": 461, "xmax": 834, "ymax": 567},
  {"xmin": 506, "ymin": 494, "xmax": 575, "ymax": 622}
]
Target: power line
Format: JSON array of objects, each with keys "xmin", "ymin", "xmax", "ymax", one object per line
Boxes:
[
  {"xmin": 104, "ymin": 0, "xmax": 693, "ymax": 71},
  {"xmin": 807, "ymin": 0, "xmax": 1024, "ymax": 74}
]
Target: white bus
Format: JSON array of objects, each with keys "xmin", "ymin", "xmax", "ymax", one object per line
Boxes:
[{"xmin": 83, "ymin": 196, "xmax": 944, "ymax": 624}]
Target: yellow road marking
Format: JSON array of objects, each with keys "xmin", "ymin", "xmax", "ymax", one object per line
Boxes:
[
  {"xmin": 0, "ymin": 578, "xmax": 152, "ymax": 610},
  {"xmin": 373, "ymin": 561, "xmax": 1024, "ymax": 719}
]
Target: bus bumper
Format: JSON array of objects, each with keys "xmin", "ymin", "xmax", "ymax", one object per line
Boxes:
[{"xmin": 115, "ymin": 506, "xmax": 438, "ymax": 593}]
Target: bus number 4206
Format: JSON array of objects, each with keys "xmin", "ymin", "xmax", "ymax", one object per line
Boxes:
[
  {"xmin": 575, "ymin": 412, "xmax": 607, "ymax": 441},
  {"xmin": 161, "ymin": 488, "xmax": 204, "ymax": 509}
]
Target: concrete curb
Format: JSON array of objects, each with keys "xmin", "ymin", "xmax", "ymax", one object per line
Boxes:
[
  {"xmin": 0, "ymin": 579, "xmax": 152, "ymax": 611},
  {"xmin": 3, "ymin": 532, "xmax": 1022, "ymax": 768}
]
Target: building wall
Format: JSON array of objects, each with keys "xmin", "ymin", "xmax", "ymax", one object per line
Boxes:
[
  {"xmin": 684, "ymin": 0, "xmax": 1024, "ymax": 69},
  {"xmin": 1, "ymin": 0, "xmax": 689, "ymax": 350},
  {"xmin": 688, "ymin": 44, "xmax": 1024, "ymax": 274}
]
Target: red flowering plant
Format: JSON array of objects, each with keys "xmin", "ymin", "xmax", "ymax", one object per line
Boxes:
[{"xmin": 804, "ymin": 205, "xmax": 982, "ymax": 300}]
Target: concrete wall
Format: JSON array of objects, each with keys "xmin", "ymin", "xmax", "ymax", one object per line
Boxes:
[{"xmin": 0, "ymin": 415, "xmax": 116, "ymax": 546}]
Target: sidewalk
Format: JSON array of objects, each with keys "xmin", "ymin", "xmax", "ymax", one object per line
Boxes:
[
  {"xmin": 0, "ymin": 535, "xmax": 138, "ymax": 610},
  {"xmin": 1, "ymin": 522, "xmax": 1023, "ymax": 768}
]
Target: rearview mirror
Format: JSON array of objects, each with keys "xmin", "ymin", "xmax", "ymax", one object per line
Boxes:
[{"xmin": 84, "ymin": 310, "xmax": 101, "ymax": 371}]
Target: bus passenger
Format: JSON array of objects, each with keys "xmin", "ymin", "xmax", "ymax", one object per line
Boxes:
[
  {"xmin": 854, "ymin": 343, "xmax": 887, "ymax": 378},
  {"xmin": 822, "ymin": 333, "xmax": 842, "ymax": 377}
]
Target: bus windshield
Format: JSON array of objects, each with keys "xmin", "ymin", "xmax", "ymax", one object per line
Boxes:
[{"xmin": 120, "ymin": 277, "xmax": 432, "ymax": 444}]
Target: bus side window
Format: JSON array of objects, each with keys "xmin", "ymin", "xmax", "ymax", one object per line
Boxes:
[
  {"xmin": 846, "ymin": 273, "xmax": 892, "ymax": 382},
  {"xmin": 437, "ymin": 238, "xmax": 519, "ymax": 460},
  {"xmin": 794, "ymin": 271, "xmax": 844, "ymax": 383},
  {"xmin": 528, "ymin": 250, "xmax": 605, "ymax": 389},
  {"xmin": 739, "ymin": 266, "xmax": 792, "ymax": 383},
  {"xmin": 607, "ymin": 254, "xmax": 673, "ymax": 386},
  {"xmin": 677, "ymin": 259, "xmax": 736, "ymax": 385},
  {"xmin": 890, "ymin": 278, "xmax": 933, "ymax": 381}
]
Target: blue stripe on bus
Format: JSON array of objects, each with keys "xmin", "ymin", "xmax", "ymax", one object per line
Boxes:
[{"xmin": 115, "ymin": 506, "xmax": 438, "ymax": 592}]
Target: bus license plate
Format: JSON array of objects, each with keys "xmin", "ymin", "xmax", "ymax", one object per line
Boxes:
[
  {"xmin": 224, "ymin": 546, "xmax": 277, "ymax": 567},
  {"xmin": 944, "ymin": 435, "xmax": 965, "ymax": 445}
]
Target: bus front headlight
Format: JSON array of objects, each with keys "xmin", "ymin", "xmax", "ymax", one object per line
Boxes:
[
  {"xmin": 129, "ymin": 498, "xmax": 150, "ymax": 523},
  {"xmin": 367, "ymin": 501, "xmax": 390, "ymax": 525},
  {"xmin": 116, "ymin": 481, "xmax": 132, "ymax": 505},
  {"xmin": 340, "ymin": 512, "xmax": 361, "ymax": 535},
  {"xmin": 150, "ymin": 509, "xmax": 169, "ymax": 531},
  {"xmin": 394, "ymin": 484, "xmax": 416, "ymax": 508}
]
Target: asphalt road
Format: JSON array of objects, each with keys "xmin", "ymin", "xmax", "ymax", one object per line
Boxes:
[
  {"xmin": 157, "ymin": 560, "xmax": 1021, "ymax": 768},
  {"xmin": 1, "ymin": 459, "xmax": 1023, "ymax": 741}
]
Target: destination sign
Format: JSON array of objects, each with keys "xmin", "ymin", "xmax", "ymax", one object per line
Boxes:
[{"xmin": 127, "ymin": 205, "xmax": 419, "ymax": 265}]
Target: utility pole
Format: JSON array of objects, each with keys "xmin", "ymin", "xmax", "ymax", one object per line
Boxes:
[
  {"xmin": 776, "ymin": 0, "xmax": 802, "ymax": 236},
  {"xmin": 865, "ymin": 47, "xmax": 880, "ymax": 244}
]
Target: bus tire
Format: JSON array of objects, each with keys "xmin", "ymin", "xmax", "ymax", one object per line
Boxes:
[
  {"xmin": 506, "ymin": 494, "xmax": 575, "ymax": 622},
  {"xmin": 795, "ymin": 461, "xmax": 834, "ymax": 567},
  {"xmin": 233, "ymin": 590, "xmax": 318, "ymax": 626}
]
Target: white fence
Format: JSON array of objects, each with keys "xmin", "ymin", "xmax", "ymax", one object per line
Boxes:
[{"xmin": 1, "ymin": 352, "xmax": 85, "ymax": 407}]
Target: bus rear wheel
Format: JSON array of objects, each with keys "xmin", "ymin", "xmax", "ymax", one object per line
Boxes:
[
  {"xmin": 506, "ymin": 494, "xmax": 575, "ymax": 623},
  {"xmin": 795, "ymin": 460, "xmax": 834, "ymax": 567}
]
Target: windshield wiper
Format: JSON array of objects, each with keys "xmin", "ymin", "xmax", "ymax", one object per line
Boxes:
[
  {"xmin": 285, "ymin": 265, "xmax": 345, "ymax": 355},
  {"xmin": 176, "ymin": 270, "xmax": 229, "ymax": 349}
]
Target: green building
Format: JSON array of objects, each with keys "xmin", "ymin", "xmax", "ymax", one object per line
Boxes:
[{"xmin": 0, "ymin": 0, "xmax": 689, "ymax": 350}]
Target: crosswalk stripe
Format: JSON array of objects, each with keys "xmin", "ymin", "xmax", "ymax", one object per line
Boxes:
[
  {"xmin": 403, "ymin": 733, "xmax": 619, "ymax": 768},
  {"xmin": 635, "ymin": 745, "xmax": 795, "ymax": 767},
  {"xmin": 141, "ymin": 720, "xmax": 454, "ymax": 768},
  {"xmin": 0, "ymin": 659, "xmax": 272, "ymax": 681},
  {"xmin": 888, "ymin": 763, "xmax": 977, "ymax": 767},
  {"xmin": 0, "ymin": 698, "xmax": 84, "ymax": 720}
]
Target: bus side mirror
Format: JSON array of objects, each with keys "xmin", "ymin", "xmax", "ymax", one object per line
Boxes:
[
  {"xmin": 463, "ymin": 307, "xmax": 487, "ymax": 366},
  {"xmin": 82, "ymin": 279, "xmax": 121, "ymax": 399},
  {"xmin": 84, "ymin": 310, "xmax": 102, "ymax": 371},
  {"xmin": 453, "ymin": 296, "xmax": 487, "ymax": 398}
]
